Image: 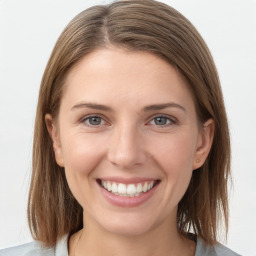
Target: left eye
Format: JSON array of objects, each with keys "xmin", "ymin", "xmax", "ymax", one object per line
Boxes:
[
  {"xmin": 149, "ymin": 116, "xmax": 172, "ymax": 126},
  {"xmin": 84, "ymin": 116, "xmax": 105, "ymax": 126}
]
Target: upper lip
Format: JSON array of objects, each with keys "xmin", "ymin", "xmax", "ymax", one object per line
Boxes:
[{"xmin": 98, "ymin": 177, "xmax": 159, "ymax": 184}]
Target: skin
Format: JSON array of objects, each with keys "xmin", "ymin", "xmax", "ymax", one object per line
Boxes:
[{"xmin": 46, "ymin": 48, "xmax": 214, "ymax": 256}]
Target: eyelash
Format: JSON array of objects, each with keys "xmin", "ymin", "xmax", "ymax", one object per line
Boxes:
[
  {"xmin": 80, "ymin": 114, "xmax": 176, "ymax": 127},
  {"xmin": 148, "ymin": 115, "xmax": 176, "ymax": 127},
  {"xmin": 81, "ymin": 115, "xmax": 107, "ymax": 127}
]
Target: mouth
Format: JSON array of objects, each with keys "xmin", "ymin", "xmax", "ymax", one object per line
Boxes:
[{"xmin": 97, "ymin": 179, "xmax": 160, "ymax": 197}]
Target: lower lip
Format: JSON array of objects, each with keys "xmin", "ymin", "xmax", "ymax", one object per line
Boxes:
[{"xmin": 98, "ymin": 182, "xmax": 159, "ymax": 207}]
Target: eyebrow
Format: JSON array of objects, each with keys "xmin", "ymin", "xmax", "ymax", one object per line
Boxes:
[
  {"xmin": 143, "ymin": 103, "xmax": 186, "ymax": 112},
  {"xmin": 71, "ymin": 102, "xmax": 186, "ymax": 113},
  {"xmin": 71, "ymin": 103, "xmax": 113, "ymax": 111}
]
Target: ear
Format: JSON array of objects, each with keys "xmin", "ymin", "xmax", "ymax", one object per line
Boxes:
[
  {"xmin": 45, "ymin": 114, "xmax": 65, "ymax": 167},
  {"xmin": 193, "ymin": 119, "xmax": 215, "ymax": 170}
]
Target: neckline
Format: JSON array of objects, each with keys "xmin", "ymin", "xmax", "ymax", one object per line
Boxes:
[{"xmin": 55, "ymin": 234, "xmax": 204, "ymax": 256}]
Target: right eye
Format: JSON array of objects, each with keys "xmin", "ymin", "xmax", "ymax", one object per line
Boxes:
[{"xmin": 83, "ymin": 116, "xmax": 106, "ymax": 126}]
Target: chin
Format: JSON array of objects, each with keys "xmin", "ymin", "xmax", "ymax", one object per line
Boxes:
[{"xmin": 94, "ymin": 211, "xmax": 159, "ymax": 237}]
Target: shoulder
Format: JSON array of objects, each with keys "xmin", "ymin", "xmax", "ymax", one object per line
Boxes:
[
  {"xmin": 0, "ymin": 241, "xmax": 54, "ymax": 256},
  {"xmin": 0, "ymin": 235, "xmax": 68, "ymax": 256},
  {"xmin": 195, "ymin": 237, "xmax": 241, "ymax": 256}
]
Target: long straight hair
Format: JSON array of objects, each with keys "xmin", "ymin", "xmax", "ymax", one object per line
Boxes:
[{"xmin": 28, "ymin": 0, "xmax": 230, "ymax": 247}]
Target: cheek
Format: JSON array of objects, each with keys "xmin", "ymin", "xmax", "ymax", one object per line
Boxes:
[
  {"xmin": 61, "ymin": 133, "xmax": 106, "ymax": 204},
  {"xmin": 149, "ymin": 132, "xmax": 197, "ymax": 201},
  {"xmin": 62, "ymin": 132, "xmax": 106, "ymax": 172},
  {"xmin": 151, "ymin": 131, "xmax": 197, "ymax": 171}
]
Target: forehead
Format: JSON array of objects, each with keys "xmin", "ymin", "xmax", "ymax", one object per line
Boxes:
[{"xmin": 61, "ymin": 48, "xmax": 195, "ymax": 112}]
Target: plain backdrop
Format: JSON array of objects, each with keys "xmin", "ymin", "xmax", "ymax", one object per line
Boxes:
[{"xmin": 0, "ymin": 0, "xmax": 255, "ymax": 255}]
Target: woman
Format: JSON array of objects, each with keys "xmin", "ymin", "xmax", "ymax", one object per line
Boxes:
[{"xmin": 0, "ymin": 0, "xmax": 240, "ymax": 255}]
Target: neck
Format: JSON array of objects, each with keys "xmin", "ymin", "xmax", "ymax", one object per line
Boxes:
[{"xmin": 72, "ymin": 214, "xmax": 195, "ymax": 256}]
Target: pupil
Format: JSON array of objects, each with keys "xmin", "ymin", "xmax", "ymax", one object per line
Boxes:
[
  {"xmin": 155, "ymin": 117, "xmax": 166, "ymax": 125},
  {"xmin": 89, "ymin": 117, "xmax": 101, "ymax": 125}
]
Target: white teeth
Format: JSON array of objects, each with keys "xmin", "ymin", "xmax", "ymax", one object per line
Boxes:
[
  {"xmin": 112, "ymin": 182, "xmax": 118, "ymax": 193},
  {"xmin": 100, "ymin": 180, "xmax": 157, "ymax": 196},
  {"xmin": 148, "ymin": 181, "xmax": 153, "ymax": 190},
  {"xmin": 136, "ymin": 183, "xmax": 142, "ymax": 193},
  {"xmin": 118, "ymin": 183, "xmax": 126, "ymax": 194},
  {"xmin": 142, "ymin": 182, "xmax": 148, "ymax": 192},
  {"xmin": 107, "ymin": 182, "xmax": 112, "ymax": 191},
  {"xmin": 127, "ymin": 184, "xmax": 136, "ymax": 196}
]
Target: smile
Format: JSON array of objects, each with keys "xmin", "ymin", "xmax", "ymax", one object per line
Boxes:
[
  {"xmin": 97, "ymin": 178, "xmax": 160, "ymax": 207},
  {"xmin": 99, "ymin": 180, "xmax": 159, "ymax": 197}
]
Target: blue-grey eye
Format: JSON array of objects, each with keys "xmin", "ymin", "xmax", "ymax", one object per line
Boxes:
[
  {"xmin": 86, "ymin": 116, "xmax": 103, "ymax": 126},
  {"xmin": 150, "ymin": 116, "xmax": 171, "ymax": 126}
]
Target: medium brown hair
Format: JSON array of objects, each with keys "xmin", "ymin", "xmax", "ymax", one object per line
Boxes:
[{"xmin": 28, "ymin": 0, "xmax": 230, "ymax": 247}]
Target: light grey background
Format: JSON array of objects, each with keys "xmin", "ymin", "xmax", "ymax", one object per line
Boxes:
[{"xmin": 0, "ymin": 0, "xmax": 255, "ymax": 255}]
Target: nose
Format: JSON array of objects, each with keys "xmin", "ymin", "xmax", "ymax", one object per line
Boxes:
[{"xmin": 107, "ymin": 124, "xmax": 147, "ymax": 169}]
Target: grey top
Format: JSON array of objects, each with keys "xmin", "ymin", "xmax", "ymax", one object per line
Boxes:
[{"xmin": 0, "ymin": 235, "xmax": 241, "ymax": 256}]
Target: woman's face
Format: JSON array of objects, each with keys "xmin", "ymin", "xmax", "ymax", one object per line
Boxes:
[{"xmin": 46, "ymin": 48, "xmax": 213, "ymax": 236}]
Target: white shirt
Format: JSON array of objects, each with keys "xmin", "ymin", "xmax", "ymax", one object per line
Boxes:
[{"xmin": 0, "ymin": 235, "xmax": 241, "ymax": 256}]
